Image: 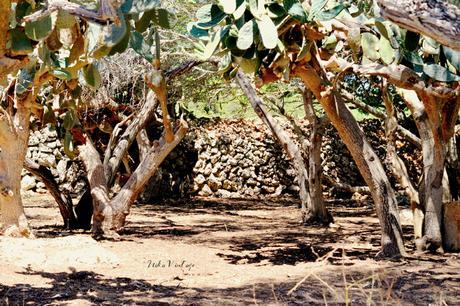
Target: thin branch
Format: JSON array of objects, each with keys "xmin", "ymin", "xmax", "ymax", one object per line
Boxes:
[
  {"xmin": 22, "ymin": 0, "xmax": 119, "ymax": 25},
  {"xmin": 349, "ymin": 63, "xmax": 458, "ymax": 99},
  {"xmin": 340, "ymin": 90, "xmax": 422, "ymax": 148}
]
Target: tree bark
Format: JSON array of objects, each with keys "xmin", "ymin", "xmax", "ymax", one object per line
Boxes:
[
  {"xmin": 24, "ymin": 158, "xmax": 78, "ymax": 229},
  {"xmin": 78, "ymin": 137, "xmax": 114, "ymax": 238},
  {"xmin": 0, "ymin": 100, "xmax": 32, "ymax": 237},
  {"xmin": 104, "ymin": 91, "xmax": 158, "ymax": 185},
  {"xmin": 398, "ymin": 89, "xmax": 447, "ymax": 250},
  {"xmin": 376, "ymin": 0, "xmax": 460, "ymax": 50},
  {"xmin": 236, "ymin": 72, "xmax": 332, "ymax": 224},
  {"xmin": 294, "ymin": 65, "xmax": 406, "ymax": 257},
  {"xmin": 110, "ymin": 120, "xmax": 188, "ymax": 230},
  {"xmin": 382, "ymin": 85, "xmax": 422, "ymax": 238},
  {"xmin": 302, "ymin": 88, "xmax": 332, "ymax": 223}
]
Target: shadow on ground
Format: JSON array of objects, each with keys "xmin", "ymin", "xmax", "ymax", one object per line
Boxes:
[
  {"xmin": 9, "ymin": 196, "xmax": 458, "ymax": 305},
  {"xmin": 1, "ymin": 264, "xmax": 459, "ymax": 305}
]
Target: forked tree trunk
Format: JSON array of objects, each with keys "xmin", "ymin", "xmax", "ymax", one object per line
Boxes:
[
  {"xmin": 0, "ymin": 104, "xmax": 32, "ymax": 237},
  {"xmin": 110, "ymin": 120, "xmax": 188, "ymax": 230},
  {"xmin": 235, "ymin": 72, "xmax": 332, "ymax": 224},
  {"xmin": 295, "ymin": 65, "xmax": 406, "ymax": 257},
  {"xmin": 399, "ymin": 89, "xmax": 453, "ymax": 251}
]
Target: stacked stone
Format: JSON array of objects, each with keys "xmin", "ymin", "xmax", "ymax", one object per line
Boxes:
[
  {"xmin": 21, "ymin": 128, "xmax": 86, "ymax": 195},
  {"xmin": 191, "ymin": 121, "xmax": 296, "ymax": 198},
  {"xmin": 21, "ymin": 119, "xmax": 425, "ymax": 200}
]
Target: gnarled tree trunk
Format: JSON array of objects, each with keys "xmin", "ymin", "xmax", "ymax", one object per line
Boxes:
[
  {"xmin": 399, "ymin": 89, "xmax": 458, "ymax": 251},
  {"xmin": 302, "ymin": 88, "xmax": 331, "ymax": 223},
  {"xmin": 235, "ymin": 72, "xmax": 332, "ymax": 225},
  {"xmin": 0, "ymin": 101, "xmax": 32, "ymax": 237},
  {"xmin": 295, "ymin": 65, "xmax": 406, "ymax": 257},
  {"xmin": 78, "ymin": 137, "xmax": 114, "ymax": 238},
  {"xmin": 382, "ymin": 85, "xmax": 422, "ymax": 238}
]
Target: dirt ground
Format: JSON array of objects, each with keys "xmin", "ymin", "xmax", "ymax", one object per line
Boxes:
[{"xmin": 1, "ymin": 194, "xmax": 459, "ymax": 305}]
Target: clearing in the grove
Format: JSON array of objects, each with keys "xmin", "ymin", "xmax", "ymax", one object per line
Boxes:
[{"xmin": 1, "ymin": 195, "xmax": 459, "ymax": 305}]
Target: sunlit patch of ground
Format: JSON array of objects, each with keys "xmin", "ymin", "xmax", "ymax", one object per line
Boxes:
[{"xmin": 1, "ymin": 195, "xmax": 459, "ymax": 305}]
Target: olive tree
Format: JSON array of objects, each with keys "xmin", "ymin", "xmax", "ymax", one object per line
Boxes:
[
  {"xmin": 0, "ymin": 0, "xmax": 182, "ymax": 237},
  {"xmin": 190, "ymin": 0, "xmax": 459, "ymax": 257}
]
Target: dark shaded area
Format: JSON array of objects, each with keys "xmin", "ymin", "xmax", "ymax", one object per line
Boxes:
[
  {"xmin": 14, "ymin": 197, "xmax": 460, "ymax": 305},
  {"xmin": 33, "ymin": 197, "xmax": 413, "ymax": 264},
  {"xmin": 1, "ymin": 263, "xmax": 459, "ymax": 305}
]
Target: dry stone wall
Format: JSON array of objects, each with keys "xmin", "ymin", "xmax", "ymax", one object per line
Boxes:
[
  {"xmin": 22, "ymin": 128, "xmax": 86, "ymax": 196},
  {"xmin": 21, "ymin": 119, "xmax": 424, "ymax": 201}
]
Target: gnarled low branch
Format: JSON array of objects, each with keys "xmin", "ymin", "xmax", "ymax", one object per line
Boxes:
[
  {"xmin": 350, "ymin": 64, "xmax": 457, "ymax": 99},
  {"xmin": 377, "ymin": 0, "xmax": 460, "ymax": 50}
]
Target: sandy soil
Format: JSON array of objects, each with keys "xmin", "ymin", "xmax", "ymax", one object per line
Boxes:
[{"xmin": 1, "ymin": 194, "xmax": 459, "ymax": 305}]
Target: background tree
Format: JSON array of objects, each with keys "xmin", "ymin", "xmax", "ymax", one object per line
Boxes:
[{"xmin": 191, "ymin": 0, "xmax": 459, "ymax": 257}]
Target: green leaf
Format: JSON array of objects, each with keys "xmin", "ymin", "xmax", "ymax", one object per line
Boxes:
[
  {"xmin": 63, "ymin": 110, "xmax": 78, "ymax": 130},
  {"xmin": 204, "ymin": 28, "xmax": 223, "ymax": 59},
  {"xmin": 283, "ymin": 0, "xmax": 307, "ymax": 23},
  {"xmin": 423, "ymin": 64, "xmax": 460, "ymax": 82},
  {"xmin": 375, "ymin": 21, "xmax": 390, "ymax": 41},
  {"xmin": 129, "ymin": 30, "xmax": 154, "ymax": 62},
  {"xmin": 52, "ymin": 69, "xmax": 72, "ymax": 80},
  {"xmin": 322, "ymin": 34, "xmax": 337, "ymax": 50},
  {"xmin": 218, "ymin": 0, "xmax": 237, "ymax": 14},
  {"xmin": 82, "ymin": 63, "xmax": 101, "ymax": 90},
  {"xmin": 102, "ymin": 13, "xmax": 127, "ymax": 47},
  {"xmin": 218, "ymin": 52, "xmax": 233, "ymax": 73},
  {"xmin": 403, "ymin": 50, "xmax": 424, "ymax": 65},
  {"xmin": 443, "ymin": 46, "xmax": 460, "ymax": 72},
  {"xmin": 316, "ymin": 4, "xmax": 345, "ymax": 21},
  {"xmin": 63, "ymin": 131, "xmax": 77, "ymax": 159},
  {"xmin": 422, "ymin": 37, "xmax": 440, "ymax": 55},
  {"xmin": 248, "ymin": 0, "xmax": 265, "ymax": 19},
  {"xmin": 42, "ymin": 105, "xmax": 57, "ymax": 125},
  {"xmin": 9, "ymin": 28, "xmax": 33, "ymax": 56},
  {"xmin": 361, "ymin": 32, "xmax": 380, "ymax": 61},
  {"xmin": 309, "ymin": 0, "xmax": 328, "ymax": 20},
  {"xmin": 109, "ymin": 22, "xmax": 131, "ymax": 55},
  {"xmin": 149, "ymin": 8, "xmax": 175, "ymax": 29},
  {"xmin": 196, "ymin": 4, "xmax": 226, "ymax": 29},
  {"xmin": 256, "ymin": 14, "xmax": 278, "ymax": 49},
  {"xmin": 237, "ymin": 19, "xmax": 257, "ymax": 50},
  {"xmin": 25, "ymin": 15, "xmax": 53, "ymax": 41},
  {"xmin": 379, "ymin": 36, "xmax": 395, "ymax": 65},
  {"xmin": 55, "ymin": 11, "xmax": 76, "ymax": 29},
  {"xmin": 239, "ymin": 57, "xmax": 259, "ymax": 73},
  {"xmin": 15, "ymin": 67, "xmax": 34, "ymax": 95},
  {"xmin": 121, "ymin": 0, "xmax": 161, "ymax": 14},
  {"xmin": 233, "ymin": 0, "xmax": 247, "ymax": 19},
  {"xmin": 267, "ymin": 3, "xmax": 286, "ymax": 18},
  {"xmin": 187, "ymin": 22, "xmax": 209, "ymax": 39}
]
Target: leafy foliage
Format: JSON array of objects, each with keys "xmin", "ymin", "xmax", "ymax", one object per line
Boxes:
[
  {"xmin": 189, "ymin": 0, "xmax": 460, "ymax": 85},
  {"xmin": 4, "ymin": 0, "xmax": 175, "ymax": 157}
]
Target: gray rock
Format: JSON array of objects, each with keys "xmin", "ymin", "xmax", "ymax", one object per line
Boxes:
[
  {"xmin": 21, "ymin": 175, "xmax": 36, "ymax": 191},
  {"xmin": 195, "ymin": 174, "xmax": 206, "ymax": 185},
  {"xmin": 208, "ymin": 175, "xmax": 222, "ymax": 191},
  {"xmin": 199, "ymin": 184, "xmax": 213, "ymax": 196}
]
